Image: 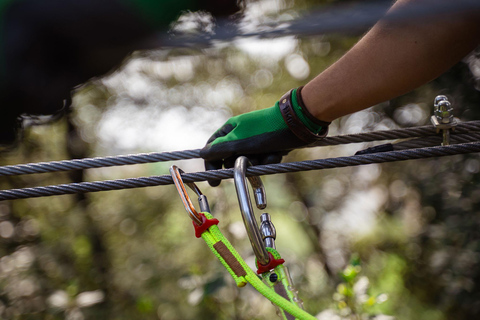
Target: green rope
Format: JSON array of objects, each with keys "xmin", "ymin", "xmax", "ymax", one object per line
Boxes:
[
  {"xmin": 200, "ymin": 221, "xmax": 248, "ymax": 287},
  {"xmin": 200, "ymin": 212, "xmax": 316, "ymax": 320}
]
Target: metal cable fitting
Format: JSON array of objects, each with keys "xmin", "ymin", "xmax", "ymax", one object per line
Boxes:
[{"xmin": 431, "ymin": 95, "xmax": 458, "ymax": 146}]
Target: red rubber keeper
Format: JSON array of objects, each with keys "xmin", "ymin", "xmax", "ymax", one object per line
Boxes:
[
  {"xmin": 256, "ymin": 252, "xmax": 285, "ymax": 274},
  {"xmin": 193, "ymin": 212, "xmax": 219, "ymax": 238}
]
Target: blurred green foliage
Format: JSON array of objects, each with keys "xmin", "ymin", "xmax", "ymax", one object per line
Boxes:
[{"xmin": 1, "ymin": 0, "xmax": 480, "ymax": 319}]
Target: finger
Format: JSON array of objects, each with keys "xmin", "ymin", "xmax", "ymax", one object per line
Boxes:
[
  {"xmin": 224, "ymin": 154, "xmax": 274, "ymax": 169},
  {"xmin": 200, "ymin": 124, "xmax": 235, "ymax": 161},
  {"xmin": 205, "ymin": 159, "xmax": 223, "ymax": 187},
  {"xmin": 205, "ymin": 123, "xmax": 234, "ymax": 144},
  {"xmin": 207, "ymin": 179, "xmax": 221, "ymax": 187},
  {"xmin": 261, "ymin": 153, "xmax": 284, "ymax": 165},
  {"xmin": 223, "ymin": 155, "xmax": 238, "ymax": 169},
  {"xmin": 224, "ymin": 155, "xmax": 261, "ymax": 168},
  {"xmin": 249, "ymin": 157, "xmax": 261, "ymax": 166}
]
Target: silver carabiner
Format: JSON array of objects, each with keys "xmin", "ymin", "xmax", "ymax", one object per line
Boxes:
[{"xmin": 233, "ymin": 156, "xmax": 270, "ymax": 266}]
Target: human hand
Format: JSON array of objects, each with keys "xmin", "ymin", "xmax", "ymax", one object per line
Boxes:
[{"xmin": 200, "ymin": 88, "xmax": 329, "ymax": 186}]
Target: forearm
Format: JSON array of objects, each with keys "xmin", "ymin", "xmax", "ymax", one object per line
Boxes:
[{"xmin": 302, "ymin": 0, "xmax": 480, "ymax": 122}]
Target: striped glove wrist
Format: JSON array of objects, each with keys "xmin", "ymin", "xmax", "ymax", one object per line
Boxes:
[{"xmin": 280, "ymin": 86, "xmax": 330, "ymax": 143}]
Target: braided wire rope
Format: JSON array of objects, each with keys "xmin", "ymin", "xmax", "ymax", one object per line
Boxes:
[
  {"xmin": 394, "ymin": 133, "xmax": 480, "ymax": 150},
  {"xmin": 1, "ymin": 142, "xmax": 479, "ymax": 201},
  {"xmin": 314, "ymin": 121, "xmax": 480, "ymax": 146},
  {"xmin": 0, "ymin": 149, "xmax": 201, "ymax": 177},
  {"xmin": 1, "ymin": 120, "xmax": 479, "ymax": 177}
]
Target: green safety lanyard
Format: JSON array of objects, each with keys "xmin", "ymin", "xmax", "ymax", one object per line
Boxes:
[
  {"xmin": 197, "ymin": 211, "xmax": 315, "ymax": 320},
  {"xmin": 170, "ymin": 165, "xmax": 316, "ymax": 320}
]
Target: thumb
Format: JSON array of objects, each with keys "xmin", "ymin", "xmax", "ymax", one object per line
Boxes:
[
  {"xmin": 200, "ymin": 122, "xmax": 235, "ymax": 161},
  {"xmin": 200, "ymin": 122, "xmax": 236, "ymax": 187}
]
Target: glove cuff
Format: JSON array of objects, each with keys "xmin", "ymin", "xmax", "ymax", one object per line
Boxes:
[
  {"xmin": 278, "ymin": 88, "xmax": 329, "ymax": 143},
  {"xmin": 296, "ymin": 86, "xmax": 332, "ymax": 128}
]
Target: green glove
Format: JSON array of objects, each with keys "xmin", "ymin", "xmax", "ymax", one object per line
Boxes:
[{"xmin": 200, "ymin": 87, "xmax": 329, "ymax": 186}]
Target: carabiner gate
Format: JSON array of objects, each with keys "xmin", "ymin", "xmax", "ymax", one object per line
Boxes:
[
  {"xmin": 233, "ymin": 156, "xmax": 270, "ymax": 266},
  {"xmin": 170, "ymin": 165, "xmax": 210, "ymax": 225}
]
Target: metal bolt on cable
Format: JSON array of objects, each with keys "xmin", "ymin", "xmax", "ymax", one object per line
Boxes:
[{"xmin": 431, "ymin": 95, "xmax": 458, "ymax": 146}]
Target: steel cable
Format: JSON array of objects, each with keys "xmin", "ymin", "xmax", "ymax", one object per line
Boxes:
[
  {"xmin": 1, "ymin": 142, "xmax": 479, "ymax": 201},
  {"xmin": 393, "ymin": 133, "xmax": 480, "ymax": 150},
  {"xmin": 0, "ymin": 149, "xmax": 201, "ymax": 176},
  {"xmin": 315, "ymin": 121, "xmax": 480, "ymax": 146},
  {"xmin": 1, "ymin": 120, "xmax": 479, "ymax": 177}
]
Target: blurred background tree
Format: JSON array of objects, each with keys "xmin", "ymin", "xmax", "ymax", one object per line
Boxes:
[{"xmin": 1, "ymin": 0, "xmax": 480, "ymax": 319}]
